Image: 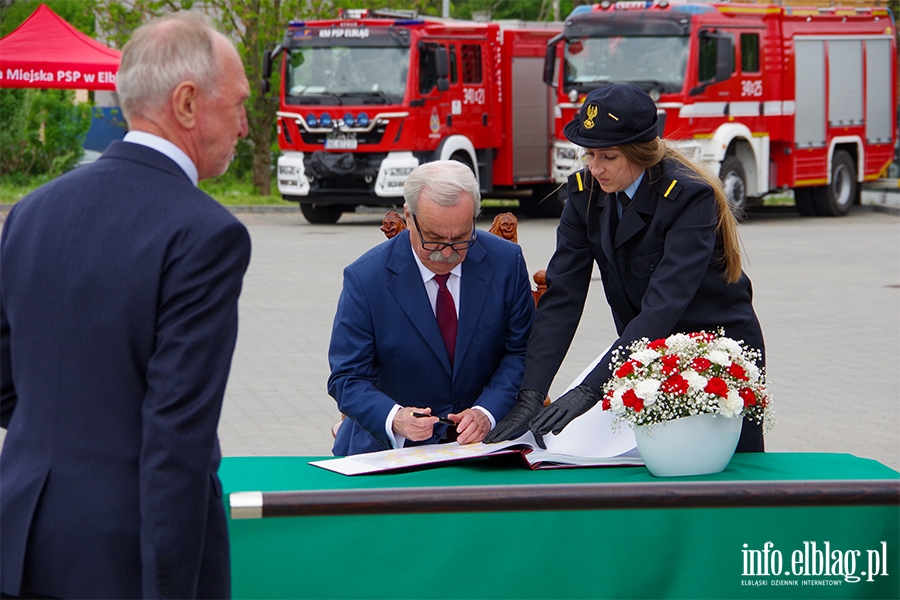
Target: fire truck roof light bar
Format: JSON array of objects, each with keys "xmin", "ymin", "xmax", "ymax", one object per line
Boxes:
[{"xmin": 277, "ymin": 110, "xmax": 409, "ymax": 135}]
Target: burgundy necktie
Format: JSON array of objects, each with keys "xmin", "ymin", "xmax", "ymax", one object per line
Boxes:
[{"xmin": 433, "ymin": 273, "xmax": 457, "ymax": 364}]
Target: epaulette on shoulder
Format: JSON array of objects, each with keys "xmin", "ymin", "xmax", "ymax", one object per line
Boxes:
[
  {"xmin": 658, "ymin": 175, "xmax": 684, "ymax": 202},
  {"xmin": 567, "ymin": 168, "xmax": 591, "ymax": 195}
]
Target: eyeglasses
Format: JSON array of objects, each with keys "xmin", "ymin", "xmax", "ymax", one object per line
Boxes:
[{"xmin": 411, "ymin": 213, "xmax": 477, "ymax": 252}]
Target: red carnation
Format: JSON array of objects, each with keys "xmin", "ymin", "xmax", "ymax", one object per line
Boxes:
[
  {"xmin": 648, "ymin": 338, "xmax": 667, "ymax": 350},
  {"xmin": 727, "ymin": 362, "xmax": 749, "ymax": 381},
  {"xmin": 692, "ymin": 357, "xmax": 712, "ymax": 372},
  {"xmin": 622, "ymin": 389, "xmax": 641, "ymax": 409},
  {"xmin": 704, "ymin": 377, "xmax": 729, "ymax": 398},
  {"xmin": 661, "ymin": 374, "xmax": 689, "ymax": 395},
  {"xmin": 602, "ymin": 391, "xmax": 613, "ymax": 411},
  {"xmin": 615, "ymin": 360, "xmax": 637, "ymax": 378},
  {"xmin": 739, "ymin": 387, "xmax": 757, "ymax": 406},
  {"xmin": 661, "ymin": 354, "xmax": 681, "ymax": 375}
]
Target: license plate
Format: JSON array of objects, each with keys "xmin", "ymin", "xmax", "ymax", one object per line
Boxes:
[{"xmin": 325, "ymin": 133, "xmax": 357, "ymax": 150}]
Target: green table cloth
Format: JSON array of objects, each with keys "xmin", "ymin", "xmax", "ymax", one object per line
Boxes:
[{"xmin": 220, "ymin": 452, "xmax": 899, "ymax": 599}]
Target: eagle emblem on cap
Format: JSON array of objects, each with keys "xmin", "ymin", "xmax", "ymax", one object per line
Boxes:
[{"xmin": 583, "ymin": 103, "xmax": 598, "ymax": 130}]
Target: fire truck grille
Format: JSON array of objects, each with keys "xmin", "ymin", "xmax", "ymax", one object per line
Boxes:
[{"xmin": 303, "ymin": 152, "xmax": 386, "ymax": 192}]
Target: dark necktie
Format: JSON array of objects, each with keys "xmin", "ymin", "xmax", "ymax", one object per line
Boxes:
[
  {"xmin": 611, "ymin": 191, "xmax": 630, "ymax": 234},
  {"xmin": 433, "ymin": 273, "xmax": 457, "ymax": 364},
  {"xmin": 609, "ymin": 192, "xmax": 621, "ymax": 233},
  {"xmin": 617, "ymin": 191, "xmax": 630, "ymax": 218}
]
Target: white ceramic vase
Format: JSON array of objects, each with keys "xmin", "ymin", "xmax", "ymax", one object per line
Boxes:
[{"xmin": 634, "ymin": 413, "xmax": 742, "ymax": 477}]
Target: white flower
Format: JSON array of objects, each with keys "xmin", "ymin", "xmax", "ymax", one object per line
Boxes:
[
  {"xmin": 682, "ymin": 370, "xmax": 707, "ymax": 393},
  {"xmin": 609, "ymin": 388, "xmax": 626, "ymax": 413},
  {"xmin": 712, "ymin": 337, "xmax": 743, "ymax": 357},
  {"xmin": 719, "ymin": 390, "xmax": 744, "ymax": 418},
  {"xmin": 666, "ymin": 333, "xmax": 693, "ymax": 352},
  {"xmin": 706, "ymin": 349, "xmax": 731, "ymax": 366},
  {"xmin": 745, "ymin": 361, "xmax": 760, "ymax": 382},
  {"xmin": 634, "ymin": 379, "xmax": 661, "ymax": 405},
  {"xmin": 631, "ymin": 348, "xmax": 660, "ymax": 365}
]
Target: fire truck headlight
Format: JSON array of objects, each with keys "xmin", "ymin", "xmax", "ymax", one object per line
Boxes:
[
  {"xmin": 383, "ymin": 166, "xmax": 415, "ymax": 189},
  {"xmin": 357, "ymin": 112, "xmax": 369, "ymax": 127},
  {"xmin": 343, "ymin": 112, "xmax": 355, "ymax": 127},
  {"xmin": 680, "ymin": 146, "xmax": 701, "ymax": 161},
  {"xmin": 279, "ymin": 165, "xmax": 298, "ymax": 177},
  {"xmin": 557, "ymin": 147, "xmax": 577, "ymax": 161},
  {"xmin": 305, "ymin": 114, "xmax": 318, "ymax": 128}
]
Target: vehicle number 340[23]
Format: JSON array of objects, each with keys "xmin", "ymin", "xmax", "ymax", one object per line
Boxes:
[{"xmin": 463, "ymin": 87, "xmax": 485, "ymax": 105}]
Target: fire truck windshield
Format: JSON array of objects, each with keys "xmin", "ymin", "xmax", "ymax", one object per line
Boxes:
[
  {"xmin": 564, "ymin": 35, "xmax": 687, "ymax": 93},
  {"xmin": 286, "ymin": 45, "xmax": 409, "ymax": 105}
]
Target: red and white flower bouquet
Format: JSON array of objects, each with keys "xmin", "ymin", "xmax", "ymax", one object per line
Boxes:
[{"xmin": 602, "ymin": 329, "xmax": 773, "ymax": 432}]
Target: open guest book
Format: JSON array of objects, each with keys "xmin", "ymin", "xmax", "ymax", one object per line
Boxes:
[{"xmin": 310, "ymin": 401, "xmax": 643, "ymax": 476}]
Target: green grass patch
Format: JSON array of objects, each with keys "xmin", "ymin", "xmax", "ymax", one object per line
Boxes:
[
  {"xmin": 482, "ymin": 199, "xmax": 520, "ymax": 208},
  {"xmin": 762, "ymin": 192, "xmax": 794, "ymax": 206},
  {"xmin": 1, "ymin": 174, "xmax": 291, "ymax": 207},
  {"xmin": 0, "ymin": 174, "xmax": 55, "ymax": 204},
  {"xmin": 198, "ymin": 176, "xmax": 292, "ymax": 206}
]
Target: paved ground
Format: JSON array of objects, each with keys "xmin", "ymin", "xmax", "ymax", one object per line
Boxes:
[
  {"xmin": 217, "ymin": 204, "xmax": 900, "ymax": 471},
  {"xmin": 1, "ymin": 204, "xmax": 898, "ymax": 471}
]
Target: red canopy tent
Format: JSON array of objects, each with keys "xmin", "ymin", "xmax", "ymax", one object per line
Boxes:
[{"xmin": 0, "ymin": 3, "xmax": 120, "ymax": 91}]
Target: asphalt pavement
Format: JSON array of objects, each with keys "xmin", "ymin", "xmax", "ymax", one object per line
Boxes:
[{"xmin": 218, "ymin": 204, "xmax": 900, "ymax": 471}]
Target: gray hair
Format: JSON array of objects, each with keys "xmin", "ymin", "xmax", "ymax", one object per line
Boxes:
[
  {"xmin": 117, "ymin": 12, "xmax": 220, "ymax": 123},
  {"xmin": 403, "ymin": 160, "xmax": 482, "ymax": 217}
]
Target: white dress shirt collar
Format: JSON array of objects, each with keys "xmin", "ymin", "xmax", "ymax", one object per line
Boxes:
[
  {"xmin": 411, "ymin": 249, "xmax": 463, "ymax": 284},
  {"xmin": 123, "ymin": 131, "xmax": 199, "ymax": 187}
]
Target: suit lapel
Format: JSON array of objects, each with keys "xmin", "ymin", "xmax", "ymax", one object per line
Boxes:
[
  {"xmin": 453, "ymin": 241, "xmax": 491, "ymax": 377},
  {"xmin": 386, "ymin": 232, "xmax": 453, "ymax": 375}
]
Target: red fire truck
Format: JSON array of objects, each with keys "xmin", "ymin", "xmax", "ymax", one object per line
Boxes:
[
  {"xmin": 263, "ymin": 10, "xmax": 563, "ymax": 223},
  {"xmin": 544, "ymin": 1, "xmax": 898, "ymax": 216}
]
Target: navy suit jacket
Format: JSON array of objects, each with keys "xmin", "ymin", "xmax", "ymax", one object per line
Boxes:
[
  {"xmin": 329, "ymin": 229, "xmax": 535, "ymax": 456},
  {"xmin": 0, "ymin": 141, "xmax": 251, "ymax": 598},
  {"xmin": 522, "ymin": 160, "xmax": 764, "ymax": 451}
]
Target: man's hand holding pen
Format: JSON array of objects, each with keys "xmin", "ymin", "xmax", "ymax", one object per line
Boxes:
[
  {"xmin": 392, "ymin": 407, "xmax": 441, "ymax": 441},
  {"xmin": 393, "ymin": 407, "xmax": 491, "ymax": 444}
]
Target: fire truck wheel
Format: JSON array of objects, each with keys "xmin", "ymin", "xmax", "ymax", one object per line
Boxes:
[
  {"xmin": 793, "ymin": 188, "xmax": 817, "ymax": 217},
  {"xmin": 812, "ymin": 150, "xmax": 856, "ymax": 217},
  {"xmin": 522, "ymin": 183, "xmax": 566, "ymax": 218},
  {"xmin": 300, "ymin": 203, "xmax": 344, "ymax": 224},
  {"xmin": 719, "ymin": 156, "xmax": 748, "ymax": 219}
]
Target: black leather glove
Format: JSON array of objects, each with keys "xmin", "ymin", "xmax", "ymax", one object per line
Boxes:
[
  {"xmin": 529, "ymin": 384, "xmax": 602, "ymax": 444},
  {"xmin": 483, "ymin": 389, "xmax": 545, "ymax": 444}
]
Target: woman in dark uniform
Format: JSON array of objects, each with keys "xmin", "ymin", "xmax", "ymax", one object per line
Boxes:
[{"xmin": 485, "ymin": 84, "xmax": 766, "ymax": 452}]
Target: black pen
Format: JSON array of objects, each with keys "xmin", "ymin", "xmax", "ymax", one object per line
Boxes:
[{"xmin": 411, "ymin": 412, "xmax": 456, "ymax": 426}]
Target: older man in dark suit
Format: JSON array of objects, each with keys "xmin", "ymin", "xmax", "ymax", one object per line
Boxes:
[
  {"xmin": 329, "ymin": 161, "xmax": 535, "ymax": 456},
  {"xmin": 1, "ymin": 12, "xmax": 251, "ymax": 598}
]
